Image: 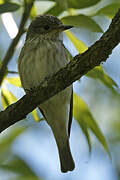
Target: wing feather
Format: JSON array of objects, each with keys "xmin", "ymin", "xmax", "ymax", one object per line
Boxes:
[{"xmin": 68, "ymin": 88, "xmax": 73, "ymax": 137}]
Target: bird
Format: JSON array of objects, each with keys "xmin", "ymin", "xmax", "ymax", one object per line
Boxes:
[{"xmin": 18, "ymin": 14, "xmax": 75, "ymax": 173}]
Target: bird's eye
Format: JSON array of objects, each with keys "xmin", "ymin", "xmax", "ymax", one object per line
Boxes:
[{"xmin": 44, "ymin": 25, "xmax": 50, "ymax": 30}]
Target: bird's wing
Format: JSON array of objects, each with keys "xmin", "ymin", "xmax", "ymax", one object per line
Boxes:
[
  {"xmin": 38, "ymin": 107, "xmax": 46, "ymax": 120},
  {"xmin": 68, "ymin": 88, "xmax": 73, "ymax": 137}
]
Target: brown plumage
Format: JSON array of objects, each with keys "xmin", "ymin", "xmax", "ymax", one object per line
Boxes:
[{"xmin": 18, "ymin": 15, "xmax": 75, "ymax": 172}]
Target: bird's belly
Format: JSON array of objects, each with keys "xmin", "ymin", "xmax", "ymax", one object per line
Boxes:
[
  {"xmin": 40, "ymin": 85, "xmax": 72, "ymax": 110},
  {"xmin": 20, "ymin": 44, "xmax": 67, "ymax": 90},
  {"xmin": 19, "ymin": 40, "xmax": 72, "ymax": 116}
]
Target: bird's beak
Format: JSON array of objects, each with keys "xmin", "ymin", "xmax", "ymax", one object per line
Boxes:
[{"xmin": 55, "ymin": 24, "xmax": 73, "ymax": 31}]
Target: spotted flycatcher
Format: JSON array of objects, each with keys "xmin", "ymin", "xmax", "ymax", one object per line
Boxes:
[{"xmin": 18, "ymin": 15, "xmax": 75, "ymax": 172}]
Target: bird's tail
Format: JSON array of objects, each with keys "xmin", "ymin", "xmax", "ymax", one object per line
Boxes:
[{"xmin": 56, "ymin": 137, "xmax": 75, "ymax": 173}]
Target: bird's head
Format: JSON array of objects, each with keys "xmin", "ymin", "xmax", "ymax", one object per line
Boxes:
[{"xmin": 26, "ymin": 15, "xmax": 73, "ymax": 40}]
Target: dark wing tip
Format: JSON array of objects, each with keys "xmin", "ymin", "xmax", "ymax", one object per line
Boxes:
[{"xmin": 68, "ymin": 88, "xmax": 73, "ymax": 137}]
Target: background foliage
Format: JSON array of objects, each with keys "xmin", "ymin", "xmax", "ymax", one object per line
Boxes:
[{"xmin": 0, "ymin": 0, "xmax": 120, "ymax": 179}]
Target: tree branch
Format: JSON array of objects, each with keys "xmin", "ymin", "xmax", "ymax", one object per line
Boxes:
[
  {"xmin": 0, "ymin": 0, "xmax": 35, "ymax": 85},
  {"xmin": 0, "ymin": 9, "xmax": 120, "ymax": 133}
]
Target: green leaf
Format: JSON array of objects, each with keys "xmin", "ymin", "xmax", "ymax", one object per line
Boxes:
[
  {"xmin": 61, "ymin": 15, "xmax": 103, "ymax": 33},
  {"xmin": 1, "ymin": 84, "xmax": 18, "ymax": 109},
  {"xmin": 12, "ymin": 177, "xmax": 39, "ymax": 180},
  {"xmin": 86, "ymin": 66, "xmax": 118, "ymax": 92},
  {"xmin": 32, "ymin": 109, "xmax": 41, "ymax": 122},
  {"xmin": 1, "ymin": 92, "xmax": 9, "ymax": 109},
  {"xmin": 30, "ymin": 4, "xmax": 37, "ymax": 19},
  {"xmin": 55, "ymin": 0, "xmax": 101, "ymax": 9},
  {"xmin": 73, "ymin": 92, "xmax": 110, "ymax": 156},
  {"xmin": 0, "ymin": 157, "xmax": 38, "ymax": 178},
  {"xmin": 0, "ymin": 128, "xmax": 26, "ymax": 164},
  {"xmin": 0, "ymin": 0, "xmax": 4, "ymax": 4},
  {"xmin": 44, "ymin": 3, "xmax": 64, "ymax": 16},
  {"xmin": 54, "ymin": 0, "xmax": 68, "ymax": 10},
  {"xmin": 0, "ymin": 2, "xmax": 20, "ymax": 14},
  {"xmin": 69, "ymin": 0, "xmax": 101, "ymax": 9},
  {"xmin": 78, "ymin": 120, "xmax": 91, "ymax": 153},
  {"xmin": 36, "ymin": 0, "xmax": 52, "ymax": 2},
  {"xmin": 96, "ymin": 3, "xmax": 120, "ymax": 18},
  {"xmin": 6, "ymin": 77, "xmax": 21, "ymax": 87},
  {"xmin": 66, "ymin": 31, "xmax": 88, "ymax": 53}
]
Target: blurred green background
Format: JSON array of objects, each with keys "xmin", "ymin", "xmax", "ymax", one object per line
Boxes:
[{"xmin": 0, "ymin": 0, "xmax": 120, "ymax": 179}]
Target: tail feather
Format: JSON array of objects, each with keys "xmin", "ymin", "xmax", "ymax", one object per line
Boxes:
[{"xmin": 57, "ymin": 139, "xmax": 75, "ymax": 173}]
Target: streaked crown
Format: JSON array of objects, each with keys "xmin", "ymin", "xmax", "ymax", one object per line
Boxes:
[{"xmin": 26, "ymin": 15, "xmax": 73, "ymax": 40}]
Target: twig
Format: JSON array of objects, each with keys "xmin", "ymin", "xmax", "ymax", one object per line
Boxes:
[
  {"xmin": 0, "ymin": 9, "xmax": 120, "ymax": 133},
  {"xmin": 7, "ymin": 71, "xmax": 18, "ymax": 74},
  {"xmin": 0, "ymin": 0, "xmax": 35, "ymax": 85}
]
